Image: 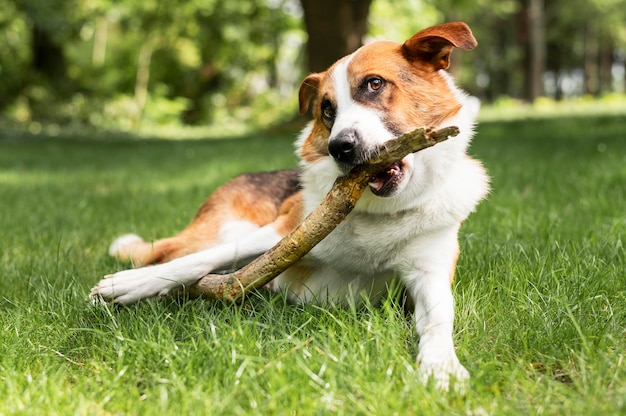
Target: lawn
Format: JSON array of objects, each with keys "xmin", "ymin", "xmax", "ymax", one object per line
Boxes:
[{"xmin": 1, "ymin": 110, "xmax": 625, "ymax": 415}]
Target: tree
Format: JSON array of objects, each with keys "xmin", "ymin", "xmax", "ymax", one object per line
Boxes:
[
  {"xmin": 4, "ymin": 0, "xmax": 626, "ymax": 131},
  {"xmin": 300, "ymin": 0, "xmax": 372, "ymax": 72},
  {"xmin": 544, "ymin": 0, "xmax": 626, "ymax": 98},
  {"xmin": 520, "ymin": 0, "xmax": 545, "ymax": 102},
  {"xmin": 0, "ymin": 0, "xmax": 29, "ymax": 110},
  {"xmin": 18, "ymin": 0, "xmax": 80, "ymax": 90}
]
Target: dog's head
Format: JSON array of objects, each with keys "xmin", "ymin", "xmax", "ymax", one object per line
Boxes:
[{"xmin": 297, "ymin": 22, "xmax": 478, "ymax": 206}]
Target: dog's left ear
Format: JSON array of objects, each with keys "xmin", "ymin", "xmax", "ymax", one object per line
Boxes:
[
  {"xmin": 298, "ymin": 73, "xmax": 323, "ymax": 115},
  {"xmin": 402, "ymin": 22, "xmax": 477, "ymax": 71}
]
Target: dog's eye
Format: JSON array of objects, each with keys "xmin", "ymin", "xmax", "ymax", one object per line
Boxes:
[
  {"xmin": 367, "ymin": 77, "xmax": 384, "ymax": 93},
  {"xmin": 321, "ymin": 100, "xmax": 335, "ymax": 122}
]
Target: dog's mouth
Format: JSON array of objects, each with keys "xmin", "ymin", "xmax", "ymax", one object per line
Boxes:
[{"xmin": 368, "ymin": 160, "xmax": 406, "ymax": 197}]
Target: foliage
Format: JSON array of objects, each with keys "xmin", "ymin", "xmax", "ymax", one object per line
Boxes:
[
  {"xmin": 1, "ymin": 107, "xmax": 625, "ymax": 413},
  {"xmin": 1, "ymin": 0, "xmax": 626, "ymax": 132},
  {"xmin": 3, "ymin": 0, "xmax": 305, "ymax": 131},
  {"xmin": 0, "ymin": 0, "xmax": 30, "ymax": 107}
]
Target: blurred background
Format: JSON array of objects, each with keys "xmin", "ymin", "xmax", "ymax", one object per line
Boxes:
[{"xmin": 2, "ymin": 0, "xmax": 625, "ymax": 136}]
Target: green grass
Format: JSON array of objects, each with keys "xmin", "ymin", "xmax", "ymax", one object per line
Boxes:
[{"xmin": 1, "ymin": 110, "xmax": 625, "ymax": 415}]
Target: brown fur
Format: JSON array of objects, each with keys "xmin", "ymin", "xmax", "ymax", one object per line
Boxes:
[{"xmin": 114, "ymin": 170, "xmax": 301, "ymax": 266}]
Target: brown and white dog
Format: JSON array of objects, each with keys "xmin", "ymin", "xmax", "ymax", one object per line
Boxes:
[{"xmin": 91, "ymin": 22, "xmax": 489, "ymax": 389}]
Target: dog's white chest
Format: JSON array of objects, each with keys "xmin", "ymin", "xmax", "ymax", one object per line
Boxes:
[{"xmin": 308, "ymin": 211, "xmax": 415, "ymax": 273}]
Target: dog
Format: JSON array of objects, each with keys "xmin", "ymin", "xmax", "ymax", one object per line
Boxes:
[{"xmin": 91, "ymin": 22, "xmax": 489, "ymax": 390}]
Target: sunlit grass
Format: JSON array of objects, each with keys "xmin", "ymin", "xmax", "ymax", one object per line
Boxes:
[
  {"xmin": 1, "ymin": 107, "xmax": 625, "ymax": 414},
  {"xmin": 479, "ymin": 93, "xmax": 626, "ymax": 122}
]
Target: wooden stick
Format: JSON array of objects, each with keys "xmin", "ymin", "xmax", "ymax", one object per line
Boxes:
[{"xmin": 184, "ymin": 126, "xmax": 458, "ymax": 302}]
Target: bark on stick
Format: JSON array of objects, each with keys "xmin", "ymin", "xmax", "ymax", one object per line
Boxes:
[{"xmin": 185, "ymin": 126, "xmax": 458, "ymax": 302}]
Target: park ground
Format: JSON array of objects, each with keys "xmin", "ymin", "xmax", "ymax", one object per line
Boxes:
[{"xmin": 1, "ymin": 102, "xmax": 625, "ymax": 415}]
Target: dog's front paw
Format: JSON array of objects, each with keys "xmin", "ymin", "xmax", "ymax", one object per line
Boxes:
[
  {"xmin": 90, "ymin": 266, "xmax": 178, "ymax": 305},
  {"xmin": 417, "ymin": 352, "xmax": 470, "ymax": 392}
]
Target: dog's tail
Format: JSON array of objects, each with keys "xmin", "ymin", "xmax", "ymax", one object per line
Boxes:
[{"xmin": 108, "ymin": 234, "xmax": 179, "ymax": 266}]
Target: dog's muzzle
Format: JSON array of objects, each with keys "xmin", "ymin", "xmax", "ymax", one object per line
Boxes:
[
  {"xmin": 328, "ymin": 128, "xmax": 367, "ymax": 166},
  {"xmin": 328, "ymin": 128, "xmax": 407, "ymax": 197}
]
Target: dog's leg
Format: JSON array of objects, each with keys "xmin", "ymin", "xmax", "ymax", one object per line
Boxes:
[
  {"xmin": 108, "ymin": 219, "xmax": 262, "ymax": 266},
  {"xmin": 108, "ymin": 234, "xmax": 188, "ymax": 266},
  {"xmin": 91, "ymin": 224, "xmax": 284, "ymax": 304},
  {"xmin": 107, "ymin": 170, "xmax": 302, "ymax": 267},
  {"xmin": 402, "ymin": 230, "xmax": 469, "ymax": 391},
  {"xmin": 409, "ymin": 272, "xmax": 469, "ymax": 391}
]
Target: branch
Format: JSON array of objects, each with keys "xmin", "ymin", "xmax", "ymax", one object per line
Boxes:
[{"xmin": 184, "ymin": 126, "xmax": 458, "ymax": 302}]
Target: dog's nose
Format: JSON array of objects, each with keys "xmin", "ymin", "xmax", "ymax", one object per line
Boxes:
[{"xmin": 329, "ymin": 129, "xmax": 361, "ymax": 164}]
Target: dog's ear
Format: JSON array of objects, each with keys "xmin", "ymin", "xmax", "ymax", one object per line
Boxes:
[
  {"xmin": 298, "ymin": 73, "xmax": 323, "ymax": 115},
  {"xmin": 402, "ymin": 22, "xmax": 477, "ymax": 71}
]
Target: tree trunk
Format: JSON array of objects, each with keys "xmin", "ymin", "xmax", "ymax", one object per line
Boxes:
[
  {"xmin": 584, "ymin": 27, "xmax": 599, "ymax": 95},
  {"xmin": 92, "ymin": 15, "xmax": 109, "ymax": 67},
  {"xmin": 300, "ymin": 0, "xmax": 372, "ymax": 73},
  {"xmin": 520, "ymin": 0, "xmax": 545, "ymax": 102},
  {"xmin": 31, "ymin": 25, "xmax": 66, "ymax": 83},
  {"xmin": 133, "ymin": 36, "xmax": 156, "ymax": 127},
  {"xmin": 598, "ymin": 36, "xmax": 613, "ymax": 94}
]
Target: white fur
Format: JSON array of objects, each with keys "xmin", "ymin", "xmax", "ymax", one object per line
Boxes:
[
  {"xmin": 108, "ymin": 233, "xmax": 144, "ymax": 257},
  {"xmin": 330, "ymin": 56, "xmax": 397, "ymax": 151},
  {"xmin": 92, "ymin": 40, "xmax": 489, "ymax": 391},
  {"xmin": 94, "ymin": 224, "xmax": 283, "ymax": 304},
  {"xmin": 218, "ymin": 220, "xmax": 260, "ymax": 242},
  {"xmin": 275, "ymin": 64, "xmax": 488, "ymax": 389}
]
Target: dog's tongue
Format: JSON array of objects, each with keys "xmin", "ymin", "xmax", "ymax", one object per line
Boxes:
[{"xmin": 369, "ymin": 161, "xmax": 402, "ymax": 194}]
